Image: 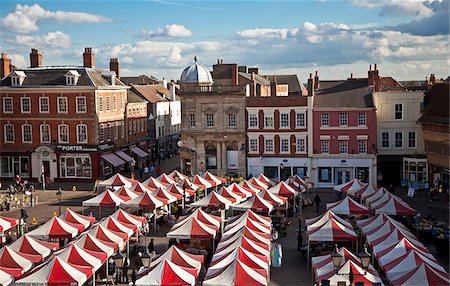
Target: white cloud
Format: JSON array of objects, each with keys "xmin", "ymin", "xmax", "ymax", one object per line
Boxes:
[
  {"xmin": 237, "ymin": 28, "xmax": 299, "ymax": 40},
  {"xmin": 11, "ymin": 31, "xmax": 72, "ymax": 48},
  {"xmin": 349, "ymin": 0, "xmax": 433, "ymax": 17},
  {"xmin": 141, "ymin": 24, "xmax": 193, "ymax": 38},
  {"xmin": 0, "ymin": 3, "xmax": 111, "ymax": 34},
  {"xmin": 8, "ymin": 54, "xmax": 26, "ymax": 68}
]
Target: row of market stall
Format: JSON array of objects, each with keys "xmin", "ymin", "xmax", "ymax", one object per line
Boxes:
[{"xmin": 0, "ymin": 208, "xmax": 146, "ymax": 286}]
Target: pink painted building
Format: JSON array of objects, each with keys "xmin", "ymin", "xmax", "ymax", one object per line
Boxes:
[{"xmin": 310, "ymin": 73, "xmax": 378, "ymax": 188}]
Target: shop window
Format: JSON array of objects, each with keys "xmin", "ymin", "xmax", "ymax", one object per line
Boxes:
[
  {"xmin": 319, "ymin": 167, "xmax": 332, "ymax": 182},
  {"xmin": 263, "ymin": 166, "xmax": 278, "ymax": 181},
  {"xmin": 60, "ymin": 156, "xmax": 92, "ymax": 178},
  {"xmin": 356, "ymin": 167, "xmax": 369, "ymax": 183},
  {"xmin": 0, "ymin": 157, "xmax": 12, "ymax": 177},
  {"xmin": 293, "ymin": 167, "xmax": 307, "ymax": 178}
]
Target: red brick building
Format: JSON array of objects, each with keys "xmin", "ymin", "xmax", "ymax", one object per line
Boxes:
[{"xmin": 0, "ymin": 48, "xmax": 148, "ymax": 183}]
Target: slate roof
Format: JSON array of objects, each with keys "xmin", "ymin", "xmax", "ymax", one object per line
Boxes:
[
  {"xmin": 121, "ymin": 75, "xmax": 159, "ymax": 85},
  {"xmin": 127, "ymin": 90, "xmax": 148, "ymax": 104},
  {"xmin": 130, "ymin": 84, "xmax": 168, "ymax": 104},
  {"xmin": 418, "ymin": 82, "xmax": 449, "ymax": 126},
  {"xmin": 0, "ymin": 66, "xmax": 127, "ymax": 88},
  {"xmin": 317, "ymin": 79, "xmax": 369, "ymax": 95},
  {"xmin": 314, "ymin": 86, "xmax": 374, "ymax": 108},
  {"xmin": 263, "ymin": 74, "xmax": 307, "ymax": 95},
  {"xmin": 238, "ymin": 72, "xmax": 271, "ymax": 86}
]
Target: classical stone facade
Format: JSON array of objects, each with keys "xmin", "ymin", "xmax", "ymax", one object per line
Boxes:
[{"xmin": 179, "ymin": 60, "xmax": 247, "ymax": 176}]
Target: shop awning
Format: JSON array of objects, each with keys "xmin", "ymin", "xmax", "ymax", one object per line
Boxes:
[
  {"xmin": 100, "ymin": 153, "xmax": 126, "ymax": 167},
  {"xmin": 114, "ymin": 150, "xmax": 133, "ymax": 163},
  {"xmin": 130, "ymin": 146, "xmax": 148, "ymax": 158}
]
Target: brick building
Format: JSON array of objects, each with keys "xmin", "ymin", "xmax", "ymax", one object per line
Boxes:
[
  {"xmin": 0, "ymin": 48, "xmax": 148, "ymax": 183},
  {"xmin": 245, "ymin": 69, "xmax": 310, "ymax": 181}
]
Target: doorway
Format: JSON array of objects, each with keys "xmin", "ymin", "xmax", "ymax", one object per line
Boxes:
[
  {"xmin": 43, "ymin": 160, "xmax": 50, "ymax": 178},
  {"xmin": 280, "ymin": 167, "xmax": 291, "ymax": 182},
  {"xmin": 335, "ymin": 168, "xmax": 352, "ymax": 185}
]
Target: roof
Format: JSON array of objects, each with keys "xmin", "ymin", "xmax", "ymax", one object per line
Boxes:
[
  {"xmin": 264, "ymin": 74, "xmax": 307, "ymax": 94},
  {"xmin": 130, "ymin": 84, "xmax": 169, "ymax": 103},
  {"xmin": 127, "ymin": 90, "xmax": 148, "ymax": 104},
  {"xmin": 238, "ymin": 72, "xmax": 270, "ymax": 86},
  {"xmin": 180, "ymin": 59, "xmax": 213, "ymax": 84},
  {"xmin": 418, "ymin": 82, "xmax": 449, "ymax": 125},
  {"xmin": 121, "ymin": 75, "xmax": 159, "ymax": 85},
  {"xmin": 0, "ymin": 66, "xmax": 127, "ymax": 88},
  {"xmin": 317, "ymin": 79, "xmax": 369, "ymax": 94},
  {"xmin": 314, "ymin": 86, "xmax": 374, "ymax": 108}
]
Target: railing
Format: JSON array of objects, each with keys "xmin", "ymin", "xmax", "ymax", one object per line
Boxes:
[{"xmin": 181, "ymin": 84, "xmax": 248, "ymax": 95}]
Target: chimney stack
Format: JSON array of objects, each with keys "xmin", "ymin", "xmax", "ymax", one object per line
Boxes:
[
  {"xmin": 231, "ymin": 64, "xmax": 239, "ymax": 85},
  {"xmin": 314, "ymin": 70, "xmax": 319, "ymax": 90},
  {"xmin": 83, "ymin": 47, "xmax": 95, "ymax": 68},
  {"xmin": 249, "ymin": 72, "xmax": 256, "ymax": 97},
  {"xmin": 368, "ymin": 63, "xmax": 380, "ymax": 92},
  {"xmin": 270, "ymin": 76, "xmax": 277, "ymax": 96},
  {"xmin": 109, "ymin": 58, "xmax": 120, "ymax": 79},
  {"xmin": 307, "ymin": 73, "xmax": 315, "ymax": 97},
  {"xmin": 0, "ymin": 53, "xmax": 11, "ymax": 79},
  {"xmin": 30, "ymin": 48, "xmax": 42, "ymax": 68},
  {"xmin": 430, "ymin": 74, "xmax": 436, "ymax": 85}
]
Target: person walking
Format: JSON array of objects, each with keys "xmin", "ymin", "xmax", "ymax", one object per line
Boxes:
[
  {"xmin": 20, "ymin": 209, "xmax": 28, "ymax": 232},
  {"xmin": 314, "ymin": 193, "xmax": 321, "ymax": 212},
  {"xmin": 122, "ymin": 257, "xmax": 130, "ymax": 284},
  {"xmin": 148, "ymin": 238, "xmax": 154, "ymax": 253}
]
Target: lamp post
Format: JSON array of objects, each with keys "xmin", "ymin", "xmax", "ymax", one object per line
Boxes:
[
  {"xmin": 56, "ymin": 188, "xmax": 62, "ymax": 215},
  {"xmin": 173, "ymin": 174, "xmax": 183, "ymax": 214},
  {"xmin": 113, "ymin": 251, "xmax": 126, "ymax": 284},
  {"xmin": 41, "ymin": 165, "xmax": 46, "ymax": 191},
  {"xmin": 131, "ymin": 158, "xmax": 136, "ymax": 180},
  {"xmin": 331, "ymin": 244, "xmax": 372, "ymax": 285},
  {"xmin": 139, "ymin": 249, "xmax": 152, "ymax": 269},
  {"xmin": 279, "ymin": 162, "xmax": 285, "ymax": 182},
  {"xmin": 304, "ymin": 174, "xmax": 310, "ymax": 196}
]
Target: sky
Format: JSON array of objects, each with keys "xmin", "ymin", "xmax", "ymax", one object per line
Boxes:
[{"xmin": 0, "ymin": 0, "xmax": 449, "ymax": 81}]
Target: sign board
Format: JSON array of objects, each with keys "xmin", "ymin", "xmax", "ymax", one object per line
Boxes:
[
  {"xmin": 227, "ymin": 150, "xmax": 238, "ymax": 169},
  {"xmin": 56, "ymin": 143, "xmax": 114, "ymax": 153},
  {"xmin": 407, "ymin": 187, "xmax": 415, "ymax": 197}
]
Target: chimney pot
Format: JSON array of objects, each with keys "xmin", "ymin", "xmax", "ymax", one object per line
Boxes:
[
  {"xmin": 309, "ymin": 73, "xmax": 312, "ymax": 79},
  {"xmin": 315, "ymin": 71, "xmax": 318, "ymax": 76},
  {"xmin": 314, "ymin": 71, "xmax": 319, "ymax": 90},
  {"xmin": 30, "ymin": 48, "xmax": 42, "ymax": 68},
  {"xmin": 251, "ymin": 72, "xmax": 255, "ymax": 81},
  {"xmin": 374, "ymin": 63, "xmax": 378, "ymax": 70},
  {"xmin": 369, "ymin": 64, "xmax": 372, "ymax": 71},
  {"xmin": 83, "ymin": 47, "xmax": 95, "ymax": 68},
  {"xmin": 351, "ymin": 73, "xmax": 353, "ymax": 79},
  {"xmin": 109, "ymin": 58, "xmax": 120, "ymax": 79}
]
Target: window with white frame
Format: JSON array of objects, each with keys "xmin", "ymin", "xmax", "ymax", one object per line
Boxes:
[
  {"xmin": 119, "ymin": 95, "xmax": 123, "ymax": 110},
  {"xmin": 3, "ymin": 97, "xmax": 13, "ymax": 113},
  {"xmin": 264, "ymin": 138, "xmax": 274, "ymax": 153},
  {"xmin": 206, "ymin": 113, "xmax": 214, "ymax": 128},
  {"xmin": 296, "ymin": 137, "xmax": 306, "ymax": 153},
  {"xmin": 280, "ymin": 112, "xmax": 290, "ymax": 128},
  {"xmin": 106, "ymin": 96, "xmax": 110, "ymax": 112},
  {"xmin": 264, "ymin": 113, "xmax": 274, "ymax": 128},
  {"xmin": 280, "ymin": 138, "xmax": 290, "ymax": 153},
  {"xmin": 66, "ymin": 76, "xmax": 75, "ymax": 85},
  {"xmin": 321, "ymin": 141, "xmax": 330, "ymax": 154},
  {"xmin": 11, "ymin": 77, "xmax": 20, "ymax": 86},
  {"xmin": 358, "ymin": 112, "xmax": 366, "ymax": 126},
  {"xmin": 339, "ymin": 113, "xmax": 348, "ymax": 126},
  {"xmin": 395, "ymin": 104, "xmax": 403, "ymax": 120},
  {"xmin": 113, "ymin": 95, "xmax": 117, "ymax": 110},
  {"xmin": 39, "ymin": 97, "xmax": 49, "ymax": 113},
  {"xmin": 249, "ymin": 138, "xmax": 259, "ymax": 153},
  {"xmin": 106, "ymin": 123, "xmax": 111, "ymax": 141},
  {"xmin": 21, "ymin": 97, "xmax": 31, "ymax": 113},
  {"xmin": 58, "ymin": 124, "xmax": 69, "ymax": 143},
  {"xmin": 40, "ymin": 124, "xmax": 50, "ymax": 143},
  {"xmin": 358, "ymin": 140, "xmax": 367, "ymax": 154},
  {"xmin": 189, "ymin": 113, "xmax": 195, "ymax": 128},
  {"xmin": 76, "ymin": 97, "xmax": 86, "ymax": 113},
  {"xmin": 76, "ymin": 124, "xmax": 87, "ymax": 143},
  {"xmin": 114, "ymin": 122, "xmax": 118, "ymax": 139},
  {"xmin": 321, "ymin": 113, "xmax": 329, "ymax": 127},
  {"xmin": 408, "ymin": 132, "xmax": 416, "ymax": 148},
  {"xmin": 296, "ymin": 112, "xmax": 306, "ymax": 128},
  {"xmin": 58, "ymin": 97, "xmax": 68, "ymax": 113},
  {"xmin": 228, "ymin": 113, "xmax": 236, "ymax": 128},
  {"xmin": 98, "ymin": 96, "xmax": 103, "ymax": 112},
  {"xmin": 99, "ymin": 124, "xmax": 104, "ymax": 142},
  {"xmin": 395, "ymin": 132, "xmax": 403, "ymax": 148},
  {"xmin": 4, "ymin": 124, "xmax": 14, "ymax": 143},
  {"xmin": 22, "ymin": 124, "xmax": 32, "ymax": 143},
  {"xmin": 381, "ymin": 132, "xmax": 389, "ymax": 148},
  {"xmin": 339, "ymin": 141, "xmax": 348, "ymax": 154},
  {"xmin": 249, "ymin": 113, "xmax": 258, "ymax": 128}
]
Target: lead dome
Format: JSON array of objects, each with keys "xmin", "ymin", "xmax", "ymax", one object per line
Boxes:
[{"xmin": 180, "ymin": 56, "xmax": 213, "ymax": 84}]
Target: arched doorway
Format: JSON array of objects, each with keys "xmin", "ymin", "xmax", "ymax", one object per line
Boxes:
[{"xmin": 205, "ymin": 144, "xmax": 217, "ymax": 169}]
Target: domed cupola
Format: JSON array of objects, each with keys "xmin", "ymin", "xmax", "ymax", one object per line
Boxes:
[{"xmin": 180, "ymin": 56, "xmax": 213, "ymax": 85}]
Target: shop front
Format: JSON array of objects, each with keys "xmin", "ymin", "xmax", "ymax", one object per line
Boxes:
[
  {"xmin": 313, "ymin": 157, "xmax": 375, "ymax": 188},
  {"xmin": 403, "ymin": 157, "xmax": 428, "ymax": 190},
  {"xmin": 247, "ymin": 157, "xmax": 310, "ymax": 182},
  {"xmin": 1, "ymin": 153, "xmax": 31, "ymax": 179}
]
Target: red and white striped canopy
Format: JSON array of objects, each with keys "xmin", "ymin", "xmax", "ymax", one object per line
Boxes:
[
  {"xmin": 238, "ymin": 180, "xmax": 262, "ymax": 194},
  {"xmin": 167, "ymin": 217, "xmax": 217, "ymax": 239},
  {"xmin": 0, "ymin": 268, "xmax": 13, "ymax": 286},
  {"xmin": 152, "ymin": 187, "xmax": 179, "ymax": 204},
  {"xmin": 216, "ymin": 232, "xmax": 270, "ymax": 256},
  {"xmin": 15, "ymin": 257, "xmax": 92, "ymax": 286},
  {"xmin": 268, "ymin": 182, "xmax": 297, "ymax": 197},
  {"xmin": 122, "ymin": 190, "xmax": 165, "ymax": 210},
  {"xmin": 258, "ymin": 190, "xmax": 288, "ymax": 207},
  {"xmin": 75, "ymin": 233, "xmax": 116, "ymax": 256},
  {"xmin": 203, "ymin": 171, "xmax": 226, "ymax": 185},
  {"xmin": 143, "ymin": 177, "xmax": 168, "ymax": 190},
  {"xmin": 130, "ymin": 182, "xmax": 154, "ymax": 194},
  {"xmin": 390, "ymin": 263, "xmax": 450, "ymax": 286},
  {"xmin": 168, "ymin": 170, "xmax": 190, "ymax": 181},
  {"xmin": 192, "ymin": 175, "xmax": 213, "ymax": 189},
  {"xmin": 227, "ymin": 183, "xmax": 254, "ymax": 198},
  {"xmin": 373, "ymin": 196, "xmax": 418, "ymax": 215},
  {"xmin": 307, "ymin": 218, "xmax": 357, "ymax": 242},
  {"xmin": 149, "ymin": 245, "xmax": 204, "ymax": 270},
  {"xmin": 88, "ymin": 225, "xmax": 127, "ymax": 250},
  {"xmin": 226, "ymin": 210, "xmax": 272, "ymax": 228},
  {"xmin": 232, "ymin": 195, "xmax": 274, "ymax": 214},
  {"xmin": 210, "ymin": 246, "xmax": 269, "ymax": 275},
  {"xmin": 177, "ymin": 179, "xmax": 201, "ymax": 193},
  {"xmin": 221, "ymin": 226, "xmax": 271, "ymax": 245},
  {"xmin": 203, "ymin": 259, "xmax": 268, "ymax": 286},
  {"xmin": 312, "ymin": 247, "xmax": 362, "ymax": 275},
  {"xmin": 157, "ymin": 173, "xmax": 176, "ymax": 185},
  {"xmin": 333, "ymin": 178, "xmax": 365, "ymax": 193},
  {"xmin": 82, "ymin": 189, "xmax": 127, "ymax": 207},
  {"xmin": 57, "ymin": 244, "xmax": 107, "ymax": 271},
  {"xmin": 225, "ymin": 216, "xmax": 271, "ymax": 235},
  {"xmin": 135, "ymin": 259, "xmax": 198, "ymax": 286},
  {"xmin": 27, "ymin": 216, "xmax": 83, "ymax": 239},
  {"xmin": 99, "ymin": 216, "xmax": 136, "ymax": 238},
  {"xmin": 367, "ymin": 221, "xmax": 421, "ymax": 248},
  {"xmin": 363, "ymin": 187, "xmax": 388, "ymax": 205},
  {"xmin": 9, "ymin": 235, "xmax": 59, "ymax": 263},
  {"xmin": 306, "ymin": 210, "xmax": 353, "ymax": 230},
  {"xmin": 0, "ymin": 216, "xmax": 19, "ymax": 233},
  {"xmin": 258, "ymin": 174, "xmax": 276, "ymax": 187},
  {"xmin": 98, "ymin": 173, "xmax": 136, "ymax": 188},
  {"xmin": 326, "ymin": 196, "xmax": 370, "ymax": 215},
  {"xmin": 110, "ymin": 209, "xmax": 146, "ymax": 229},
  {"xmin": 59, "ymin": 208, "xmax": 96, "ymax": 229},
  {"xmin": 357, "ymin": 213, "xmax": 409, "ymax": 236},
  {"xmin": 317, "ymin": 259, "xmax": 382, "ymax": 286},
  {"xmin": 167, "ymin": 183, "xmax": 195, "ymax": 198},
  {"xmin": 347, "ymin": 184, "xmax": 376, "ymax": 198},
  {"xmin": 190, "ymin": 191, "xmax": 233, "ymax": 210},
  {"xmin": 173, "ymin": 208, "xmax": 221, "ymax": 230},
  {"xmin": 249, "ymin": 177, "xmax": 269, "ymax": 190},
  {"xmin": 0, "ymin": 247, "xmax": 33, "ymax": 277},
  {"xmin": 217, "ymin": 186, "xmax": 243, "ymax": 204}
]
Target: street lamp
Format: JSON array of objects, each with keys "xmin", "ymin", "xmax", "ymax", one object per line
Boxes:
[
  {"xmin": 113, "ymin": 251, "xmax": 126, "ymax": 284},
  {"xmin": 331, "ymin": 244, "xmax": 342, "ymax": 269},
  {"xmin": 56, "ymin": 188, "xmax": 62, "ymax": 215},
  {"xmin": 131, "ymin": 158, "xmax": 136, "ymax": 180},
  {"xmin": 138, "ymin": 250, "xmax": 152, "ymax": 268},
  {"xmin": 358, "ymin": 245, "xmax": 371, "ymax": 272},
  {"xmin": 331, "ymin": 244, "xmax": 372, "ymax": 285},
  {"xmin": 41, "ymin": 165, "xmax": 46, "ymax": 191}
]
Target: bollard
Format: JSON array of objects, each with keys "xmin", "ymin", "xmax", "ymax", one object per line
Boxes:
[
  {"xmin": 72, "ymin": 185, "xmax": 77, "ymax": 192},
  {"xmin": 53, "ymin": 211, "xmax": 57, "ymax": 217},
  {"xmin": 31, "ymin": 217, "xmax": 37, "ymax": 225}
]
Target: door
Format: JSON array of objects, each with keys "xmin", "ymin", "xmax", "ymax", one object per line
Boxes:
[
  {"xmin": 13, "ymin": 159, "xmax": 20, "ymax": 177},
  {"xmin": 280, "ymin": 167, "xmax": 291, "ymax": 182},
  {"xmin": 43, "ymin": 161, "xmax": 50, "ymax": 178},
  {"xmin": 335, "ymin": 168, "xmax": 352, "ymax": 185}
]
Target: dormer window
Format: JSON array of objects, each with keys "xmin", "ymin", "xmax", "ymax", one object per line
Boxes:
[
  {"xmin": 10, "ymin": 71, "xmax": 27, "ymax": 87},
  {"xmin": 65, "ymin": 70, "xmax": 80, "ymax": 86}
]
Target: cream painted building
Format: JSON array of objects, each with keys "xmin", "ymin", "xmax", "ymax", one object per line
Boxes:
[
  {"xmin": 179, "ymin": 59, "xmax": 248, "ymax": 176},
  {"xmin": 373, "ymin": 89, "xmax": 427, "ymax": 187}
]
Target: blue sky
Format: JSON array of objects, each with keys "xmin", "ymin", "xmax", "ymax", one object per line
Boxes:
[{"xmin": 0, "ymin": 0, "xmax": 448, "ymax": 81}]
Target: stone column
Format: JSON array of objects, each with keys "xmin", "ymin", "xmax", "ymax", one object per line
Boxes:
[
  {"xmin": 221, "ymin": 141, "xmax": 226, "ymax": 170},
  {"xmin": 216, "ymin": 141, "xmax": 222, "ymax": 173}
]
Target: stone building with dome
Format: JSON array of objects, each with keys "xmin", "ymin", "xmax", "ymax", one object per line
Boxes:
[{"xmin": 179, "ymin": 58, "xmax": 248, "ymax": 176}]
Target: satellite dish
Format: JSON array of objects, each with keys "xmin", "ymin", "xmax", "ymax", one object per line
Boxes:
[{"xmin": 177, "ymin": 140, "xmax": 183, "ymax": 147}]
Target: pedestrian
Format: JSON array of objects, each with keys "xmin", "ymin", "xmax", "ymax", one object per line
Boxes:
[
  {"xmin": 297, "ymin": 228, "xmax": 303, "ymax": 252},
  {"xmin": 434, "ymin": 176, "xmax": 441, "ymax": 190},
  {"xmin": 144, "ymin": 165, "xmax": 149, "ymax": 177},
  {"xmin": 131, "ymin": 268, "xmax": 137, "ymax": 286},
  {"xmin": 122, "ymin": 257, "xmax": 129, "ymax": 283},
  {"xmin": 148, "ymin": 238, "xmax": 154, "ymax": 253},
  {"xmin": 314, "ymin": 193, "xmax": 321, "ymax": 212},
  {"xmin": 20, "ymin": 209, "xmax": 28, "ymax": 232},
  {"xmin": 108, "ymin": 258, "xmax": 116, "ymax": 282},
  {"xmin": 139, "ymin": 167, "xmax": 144, "ymax": 180},
  {"xmin": 155, "ymin": 166, "xmax": 161, "ymax": 177}
]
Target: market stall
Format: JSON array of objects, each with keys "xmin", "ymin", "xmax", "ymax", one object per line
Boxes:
[
  {"xmin": 258, "ymin": 174, "xmax": 276, "ymax": 187},
  {"xmin": 231, "ymin": 195, "xmax": 274, "ymax": 214},
  {"xmin": 326, "ymin": 196, "xmax": 370, "ymax": 215},
  {"xmin": 190, "ymin": 191, "xmax": 232, "ymax": 210},
  {"xmin": 135, "ymin": 259, "xmax": 198, "ymax": 286},
  {"xmin": 27, "ymin": 216, "xmax": 83, "ymax": 240},
  {"xmin": 8, "ymin": 235, "xmax": 59, "ymax": 263},
  {"xmin": 59, "ymin": 208, "xmax": 96, "ymax": 229},
  {"xmin": 0, "ymin": 246, "xmax": 33, "ymax": 277},
  {"xmin": 333, "ymin": 179, "xmax": 365, "ymax": 194},
  {"xmin": 98, "ymin": 173, "xmax": 136, "ymax": 189}
]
